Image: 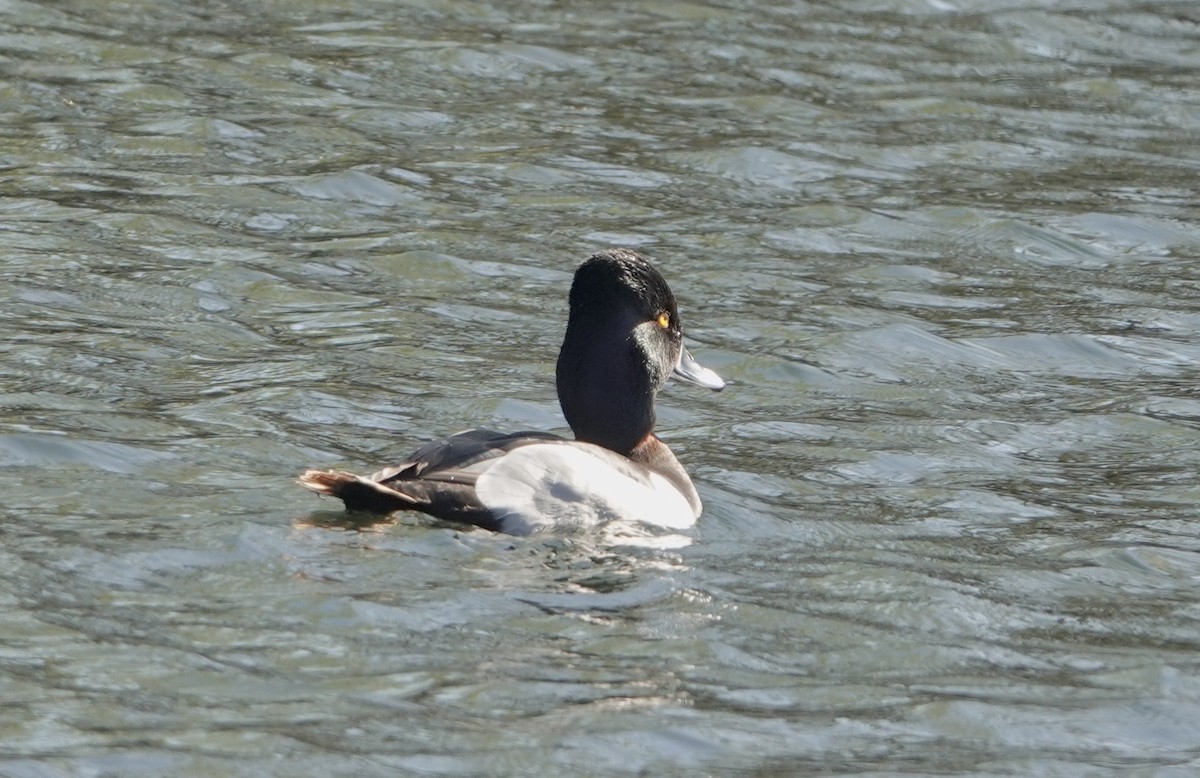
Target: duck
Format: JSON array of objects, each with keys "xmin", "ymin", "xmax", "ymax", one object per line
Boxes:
[{"xmin": 298, "ymin": 248, "xmax": 725, "ymax": 535}]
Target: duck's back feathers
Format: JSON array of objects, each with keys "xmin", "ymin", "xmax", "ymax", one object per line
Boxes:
[
  {"xmin": 301, "ymin": 429, "xmax": 562, "ymax": 531},
  {"xmin": 369, "ymin": 428, "xmax": 562, "ymax": 485}
]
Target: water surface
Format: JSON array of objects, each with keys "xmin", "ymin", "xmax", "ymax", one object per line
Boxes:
[{"xmin": 2, "ymin": 0, "xmax": 1200, "ymax": 775}]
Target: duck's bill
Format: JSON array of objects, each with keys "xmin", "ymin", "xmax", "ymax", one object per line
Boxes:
[{"xmin": 674, "ymin": 347, "xmax": 725, "ymax": 391}]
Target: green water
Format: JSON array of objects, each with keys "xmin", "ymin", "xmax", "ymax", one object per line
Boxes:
[{"xmin": 2, "ymin": 1, "xmax": 1199, "ymax": 775}]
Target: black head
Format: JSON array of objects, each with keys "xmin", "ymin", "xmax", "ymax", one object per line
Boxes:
[{"xmin": 556, "ymin": 249, "xmax": 722, "ymax": 454}]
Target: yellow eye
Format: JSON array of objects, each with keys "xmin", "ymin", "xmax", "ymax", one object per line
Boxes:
[{"xmin": 656, "ymin": 312, "xmax": 670, "ymax": 329}]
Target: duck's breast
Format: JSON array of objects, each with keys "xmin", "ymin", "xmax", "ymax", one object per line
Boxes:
[{"xmin": 475, "ymin": 441, "xmax": 697, "ymax": 535}]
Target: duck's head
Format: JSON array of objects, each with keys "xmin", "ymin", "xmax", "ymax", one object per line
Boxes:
[{"xmin": 556, "ymin": 249, "xmax": 724, "ymax": 454}]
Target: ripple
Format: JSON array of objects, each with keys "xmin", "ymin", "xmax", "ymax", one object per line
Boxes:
[
  {"xmin": 0, "ymin": 433, "xmax": 171, "ymax": 474},
  {"xmin": 288, "ymin": 169, "xmax": 423, "ymax": 206}
]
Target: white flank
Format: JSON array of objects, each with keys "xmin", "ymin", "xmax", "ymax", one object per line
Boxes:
[{"xmin": 474, "ymin": 443, "xmax": 697, "ymax": 535}]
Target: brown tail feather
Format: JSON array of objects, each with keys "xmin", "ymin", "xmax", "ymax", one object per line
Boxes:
[{"xmin": 298, "ymin": 470, "xmax": 420, "ymax": 514}]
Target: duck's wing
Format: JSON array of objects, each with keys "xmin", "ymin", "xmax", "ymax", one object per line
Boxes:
[{"xmin": 299, "ymin": 429, "xmax": 567, "ymax": 531}]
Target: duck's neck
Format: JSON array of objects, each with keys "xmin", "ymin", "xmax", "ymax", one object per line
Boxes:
[{"xmin": 556, "ymin": 325, "xmax": 656, "ymax": 455}]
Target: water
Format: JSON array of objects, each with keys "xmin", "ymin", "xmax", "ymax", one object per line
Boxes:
[{"xmin": 3, "ymin": 0, "xmax": 1200, "ymax": 774}]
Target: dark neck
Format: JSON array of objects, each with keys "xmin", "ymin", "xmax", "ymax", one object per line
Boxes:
[{"xmin": 556, "ymin": 323, "xmax": 655, "ymax": 455}]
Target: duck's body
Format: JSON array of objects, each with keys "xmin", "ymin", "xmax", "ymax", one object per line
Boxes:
[
  {"xmin": 302, "ymin": 429, "xmax": 699, "ymax": 535},
  {"xmin": 299, "ymin": 248, "xmax": 724, "ymax": 535}
]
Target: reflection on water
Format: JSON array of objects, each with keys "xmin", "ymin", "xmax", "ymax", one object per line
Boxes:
[{"xmin": 3, "ymin": 0, "xmax": 1200, "ymax": 775}]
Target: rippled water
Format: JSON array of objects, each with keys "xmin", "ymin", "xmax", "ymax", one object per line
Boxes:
[{"xmin": 3, "ymin": 0, "xmax": 1200, "ymax": 775}]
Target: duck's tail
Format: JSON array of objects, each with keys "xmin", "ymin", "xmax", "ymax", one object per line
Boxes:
[{"xmin": 298, "ymin": 470, "xmax": 420, "ymax": 514}]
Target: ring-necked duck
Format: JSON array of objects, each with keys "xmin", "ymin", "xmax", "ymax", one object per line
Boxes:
[{"xmin": 299, "ymin": 248, "xmax": 724, "ymax": 535}]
